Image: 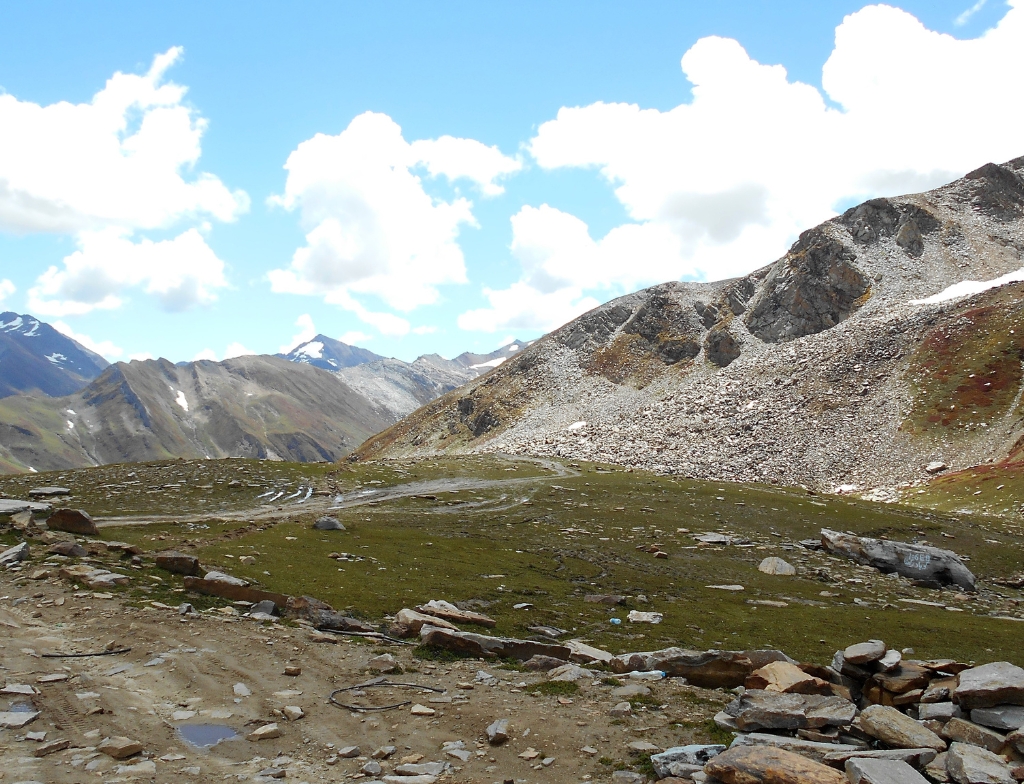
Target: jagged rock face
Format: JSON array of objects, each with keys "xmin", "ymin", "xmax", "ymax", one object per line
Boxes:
[
  {"xmin": 962, "ymin": 159, "xmax": 1024, "ymax": 222},
  {"xmin": 745, "ymin": 228, "xmax": 870, "ymax": 343},
  {"xmin": 840, "ymin": 198, "xmax": 940, "ymax": 257}
]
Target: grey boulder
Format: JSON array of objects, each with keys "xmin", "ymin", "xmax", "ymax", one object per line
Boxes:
[
  {"xmin": 820, "ymin": 529, "xmax": 976, "ymax": 591},
  {"xmin": 970, "ymin": 705, "xmax": 1024, "ymax": 731},
  {"xmin": 313, "ymin": 516, "xmax": 345, "ymax": 530}
]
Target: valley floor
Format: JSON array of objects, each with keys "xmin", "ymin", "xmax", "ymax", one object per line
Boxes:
[{"xmin": 1, "ymin": 456, "xmax": 1023, "ymax": 782}]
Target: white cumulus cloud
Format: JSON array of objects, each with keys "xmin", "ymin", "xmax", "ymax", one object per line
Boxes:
[
  {"xmin": 0, "ymin": 47, "xmax": 247, "ymax": 234},
  {"xmin": 268, "ymin": 111, "xmax": 518, "ymax": 333},
  {"xmin": 468, "ymin": 3, "xmax": 1024, "ymax": 333},
  {"xmin": 52, "ymin": 320, "xmax": 123, "ymax": 360},
  {"xmin": 339, "ymin": 330, "xmax": 373, "ymax": 345},
  {"xmin": 0, "ymin": 279, "xmax": 15, "ymax": 307},
  {"xmin": 28, "ymin": 227, "xmax": 229, "ymax": 316},
  {"xmin": 279, "ymin": 313, "xmax": 317, "ymax": 353},
  {"xmin": 224, "ymin": 342, "xmax": 255, "ymax": 359},
  {"xmin": 4, "ymin": 48, "xmax": 247, "ymax": 317}
]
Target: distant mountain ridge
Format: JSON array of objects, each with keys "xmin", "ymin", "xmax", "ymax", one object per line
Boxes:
[
  {"xmin": 0, "ymin": 323, "xmax": 526, "ymax": 473},
  {"xmin": 0, "ymin": 312, "xmax": 109, "ymax": 398},
  {"xmin": 452, "ymin": 340, "xmax": 530, "ymax": 371},
  {"xmin": 0, "ymin": 354, "xmax": 394, "ymax": 473}
]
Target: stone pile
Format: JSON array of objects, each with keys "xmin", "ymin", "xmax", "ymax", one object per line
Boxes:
[{"xmin": 639, "ymin": 640, "xmax": 1024, "ymax": 784}]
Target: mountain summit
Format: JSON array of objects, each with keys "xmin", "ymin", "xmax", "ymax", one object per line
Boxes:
[
  {"xmin": 354, "ymin": 157, "xmax": 1024, "ymax": 495},
  {"xmin": 0, "ymin": 312, "xmax": 109, "ymax": 398},
  {"xmin": 278, "ymin": 334, "xmax": 383, "ymax": 370}
]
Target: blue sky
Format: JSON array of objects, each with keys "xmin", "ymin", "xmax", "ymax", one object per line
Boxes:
[{"xmin": 0, "ymin": 0, "xmax": 1019, "ymax": 363}]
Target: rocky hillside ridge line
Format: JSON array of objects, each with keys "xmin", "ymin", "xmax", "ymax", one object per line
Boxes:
[{"xmin": 353, "ymin": 157, "xmax": 1024, "ymax": 497}]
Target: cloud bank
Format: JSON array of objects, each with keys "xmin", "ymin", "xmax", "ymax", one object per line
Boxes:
[
  {"xmin": 4, "ymin": 48, "xmax": 246, "ymax": 317},
  {"xmin": 463, "ymin": 2, "xmax": 1024, "ymax": 332}
]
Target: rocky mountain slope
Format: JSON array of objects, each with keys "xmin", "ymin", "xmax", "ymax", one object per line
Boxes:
[
  {"xmin": 355, "ymin": 158, "xmax": 1024, "ymax": 497},
  {"xmin": 0, "ymin": 355, "xmax": 393, "ymax": 473},
  {"xmin": 0, "ymin": 312, "xmax": 109, "ymax": 398},
  {"xmin": 331, "ymin": 341, "xmax": 528, "ymax": 422}
]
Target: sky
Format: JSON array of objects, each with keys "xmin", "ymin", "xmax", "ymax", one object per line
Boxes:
[{"xmin": 0, "ymin": 1, "xmax": 1021, "ymax": 364}]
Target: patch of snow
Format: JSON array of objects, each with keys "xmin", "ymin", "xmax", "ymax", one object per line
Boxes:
[
  {"xmin": 45, "ymin": 352, "xmax": 68, "ymax": 364},
  {"xmin": 28, "ymin": 466, "xmax": 37, "ymax": 473},
  {"xmin": 67, "ymin": 420, "xmax": 75, "ymax": 430},
  {"xmin": 174, "ymin": 390, "xmax": 189, "ymax": 412},
  {"xmin": 508, "ymin": 344, "xmax": 519, "ymax": 352},
  {"xmin": 295, "ymin": 341, "xmax": 324, "ymax": 359},
  {"xmin": 470, "ymin": 356, "xmax": 507, "ymax": 370},
  {"xmin": 567, "ymin": 421, "xmax": 587, "ymax": 431},
  {"xmin": 66, "ymin": 409, "xmax": 76, "ymax": 416},
  {"xmin": 912, "ymin": 266, "xmax": 1024, "ymax": 304},
  {"xmin": 0, "ymin": 316, "xmax": 23, "ymax": 331},
  {"xmin": 22, "ymin": 319, "xmax": 39, "ymax": 336},
  {"xmin": 327, "ymin": 358, "xmax": 338, "ymax": 366}
]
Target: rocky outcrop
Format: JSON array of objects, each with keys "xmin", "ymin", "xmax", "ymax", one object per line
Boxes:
[
  {"xmin": 704, "ymin": 324, "xmax": 741, "ymax": 367},
  {"xmin": 745, "ymin": 229, "xmax": 870, "ymax": 343},
  {"xmin": 962, "ymin": 158, "xmax": 1024, "ymax": 222}
]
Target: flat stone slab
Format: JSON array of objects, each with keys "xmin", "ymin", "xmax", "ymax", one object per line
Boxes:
[
  {"xmin": 955, "ymin": 662, "xmax": 1024, "ymax": 710},
  {"xmin": 0, "ymin": 499, "xmax": 51, "ymax": 515},
  {"xmin": 845, "ymin": 758, "xmax": 930, "ymax": 784},
  {"xmin": 845, "ymin": 640, "xmax": 887, "ymax": 665},
  {"xmin": 970, "ymin": 705, "xmax": 1024, "ymax": 731},
  {"xmin": 29, "ymin": 487, "xmax": 70, "ymax": 497},
  {"xmin": 823, "ymin": 748, "xmax": 938, "ymax": 769},
  {"xmin": 0, "ymin": 710, "xmax": 40, "ymax": 729},
  {"xmin": 730, "ymin": 733, "xmax": 862, "ymax": 764}
]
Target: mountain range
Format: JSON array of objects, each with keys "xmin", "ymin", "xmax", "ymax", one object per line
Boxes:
[
  {"xmin": 0, "ymin": 320, "xmax": 525, "ymax": 473},
  {"xmin": 354, "ymin": 157, "xmax": 1024, "ymax": 497}
]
